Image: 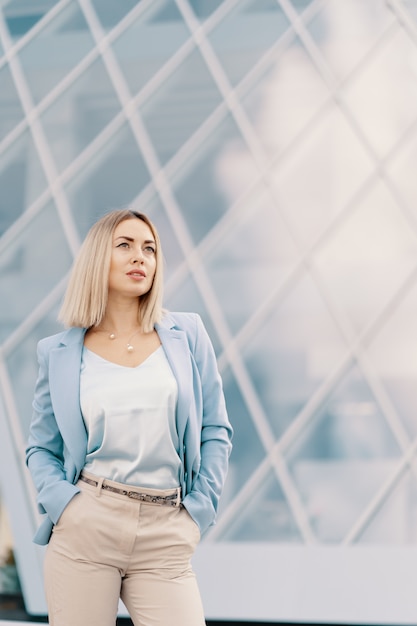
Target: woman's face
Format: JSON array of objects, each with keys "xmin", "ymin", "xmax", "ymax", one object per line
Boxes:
[{"xmin": 108, "ymin": 218, "xmax": 157, "ymax": 300}]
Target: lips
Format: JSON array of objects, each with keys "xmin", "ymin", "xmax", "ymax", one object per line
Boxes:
[{"xmin": 127, "ymin": 270, "xmax": 146, "ymax": 278}]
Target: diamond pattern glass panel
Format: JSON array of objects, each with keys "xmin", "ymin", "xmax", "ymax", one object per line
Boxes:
[
  {"xmin": 66, "ymin": 122, "xmax": 150, "ymax": 238},
  {"xmin": 173, "ymin": 113, "xmax": 258, "ymax": 243},
  {"xmin": 366, "ymin": 280, "xmax": 417, "ymax": 439},
  {"xmin": 0, "ymin": 202, "xmax": 72, "ymax": 342},
  {"xmin": 219, "ymin": 469, "xmax": 303, "ymax": 542},
  {"xmin": 203, "ymin": 185, "xmax": 299, "ymax": 333},
  {"xmin": 342, "ymin": 26, "xmax": 417, "ymax": 158},
  {"xmin": 1, "ymin": 0, "xmax": 61, "ymax": 39},
  {"xmin": 241, "ymin": 38, "xmax": 329, "ymax": 161},
  {"xmin": 312, "ymin": 182, "xmax": 417, "ymax": 334},
  {"xmin": 243, "ymin": 275, "xmax": 348, "ymax": 439},
  {"xmin": 140, "ymin": 48, "xmax": 222, "ymax": 165},
  {"xmin": 208, "ymin": 0, "xmax": 290, "ymax": 86},
  {"xmin": 112, "ymin": 0, "xmax": 190, "ymax": 97},
  {"xmin": 4, "ymin": 0, "xmax": 417, "ymax": 621},
  {"xmin": 306, "ymin": 0, "xmax": 395, "ymax": 81},
  {"xmin": 6, "ymin": 303, "xmax": 62, "ymax": 438},
  {"xmin": 90, "ymin": 0, "xmax": 139, "ymax": 31},
  {"xmin": 270, "ymin": 105, "xmax": 375, "ymax": 250},
  {"xmin": 355, "ymin": 468, "xmax": 417, "ymax": 544},
  {"xmin": 0, "ymin": 63, "xmax": 25, "ymax": 143},
  {"xmin": 41, "ymin": 55, "xmax": 120, "ymax": 173},
  {"xmin": 0, "ymin": 130, "xmax": 48, "ymax": 235},
  {"xmin": 18, "ymin": 1, "xmax": 95, "ymax": 104}
]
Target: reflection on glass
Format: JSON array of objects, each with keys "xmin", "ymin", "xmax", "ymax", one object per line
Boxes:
[
  {"xmin": 292, "ymin": 458, "xmax": 398, "ymax": 543},
  {"xmin": 0, "ymin": 131, "xmax": 48, "ymax": 236},
  {"xmin": 291, "ymin": 0, "xmax": 317, "ymax": 14},
  {"xmin": 312, "ymin": 182, "xmax": 417, "ymax": 334},
  {"xmin": 6, "ymin": 304, "xmax": 62, "ymax": 438},
  {"xmin": 141, "ymin": 48, "xmax": 222, "ymax": 165},
  {"xmin": 270, "ymin": 105, "xmax": 374, "ymax": 251},
  {"xmin": 112, "ymin": 0, "xmax": 189, "ymax": 97},
  {"xmin": 165, "ymin": 272, "xmax": 221, "ymax": 355},
  {"xmin": 0, "ymin": 64, "xmax": 25, "ymax": 143},
  {"xmin": 285, "ymin": 362, "xmax": 401, "ymax": 543},
  {"xmin": 188, "ymin": 0, "xmax": 224, "ymax": 19},
  {"xmin": 2, "ymin": 0, "xmax": 59, "ymax": 39},
  {"xmin": 286, "ymin": 362, "xmax": 400, "ymax": 463},
  {"xmin": 208, "ymin": 0, "xmax": 289, "ymax": 86},
  {"xmin": 218, "ymin": 469, "xmax": 302, "ymax": 542},
  {"xmin": 241, "ymin": 38, "xmax": 328, "ymax": 161},
  {"xmin": 366, "ymin": 280, "xmax": 417, "ymax": 440},
  {"xmin": 65, "ymin": 123, "xmax": 150, "ymax": 240},
  {"xmin": 243, "ymin": 275, "xmax": 347, "ymax": 439},
  {"xmin": 387, "ymin": 133, "xmax": 417, "ymax": 224},
  {"xmin": 204, "ymin": 185, "xmax": 298, "ymax": 333},
  {"xmin": 173, "ymin": 114, "xmax": 258, "ymax": 244},
  {"xmin": 220, "ymin": 366, "xmax": 265, "ymax": 503},
  {"xmin": 306, "ymin": 0, "xmax": 394, "ymax": 81},
  {"xmin": 91, "ymin": 0, "xmax": 138, "ymax": 31},
  {"xmin": 355, "ymin": 468, "xmax": 417, "ymax": 544},
  {"xmin": 0, "ymin": 202, "xmax": 72, "ymax": 343},
  {"xmin": 139, "ymin": 194, "xmax": 185, "ymax": 282},
  {"xmin": 41, "ymin": 56, "xmax": 120, "ymax": 173},
  {"xmin": 342, "ymin": 28, "xmax": 417, "ymax": 158},
  {"xmin": 18, "ymin": 2, "xmax": 95, "ymax": 104}
]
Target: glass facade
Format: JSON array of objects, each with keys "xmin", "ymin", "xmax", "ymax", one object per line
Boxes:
[{"xmin": 2, "ymin": 0, "xmax": 417, "ymax": 621}]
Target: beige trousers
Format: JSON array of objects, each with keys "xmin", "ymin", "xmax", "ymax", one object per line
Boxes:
[{"xmin": 44, "ymin": 475, "xmax": 205, "ymax": 626}]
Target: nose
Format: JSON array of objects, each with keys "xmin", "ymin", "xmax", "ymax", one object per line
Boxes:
[{"xmin": 131, "ymin": 249, "xmax": 144, "ymax": 264}]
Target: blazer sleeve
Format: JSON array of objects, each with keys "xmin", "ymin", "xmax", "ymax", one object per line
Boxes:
[
  {"xmin": 182, "ymin": 314, "xmax": 233, "ymax": 534},
  {"xmin": 26, "ymin": 340, "xmax": 79, "ymax": 524}
]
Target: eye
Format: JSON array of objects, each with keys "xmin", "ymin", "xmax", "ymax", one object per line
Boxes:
[
  {"xmin": 144, "ymin": 245, "xmax": 156, "ymax": 254},
  {"xmin": 116, "ymin": 242, "xmax": 129, "ymax": 248}
]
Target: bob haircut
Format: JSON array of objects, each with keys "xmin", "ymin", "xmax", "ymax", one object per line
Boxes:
[{"xmin": 58, "ymin": 210, "xmax": 164, "ymax": 333}]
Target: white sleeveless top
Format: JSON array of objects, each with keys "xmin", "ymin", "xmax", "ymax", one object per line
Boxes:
[{"xmin": 79, "ymin": 345, "xmax": 181, "ymax": 489}]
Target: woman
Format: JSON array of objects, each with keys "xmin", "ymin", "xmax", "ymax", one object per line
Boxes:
[{"xmin": 26, "ymin": 209, "xmax": 233, "ymax": 626}]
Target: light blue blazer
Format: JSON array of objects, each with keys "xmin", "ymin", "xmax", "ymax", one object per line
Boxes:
[{"xmin": 26, "ymin": 312, "xmax": 233, "ymax": 545}]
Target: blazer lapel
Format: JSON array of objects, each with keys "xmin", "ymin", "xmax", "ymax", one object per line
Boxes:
[
  {"xmin": 48, "ymin": 327, "xmax": 87, "ymax": 473},
  {"xmin": 156, "ymin": 316, "xmax": 192, "ymax": 443}
]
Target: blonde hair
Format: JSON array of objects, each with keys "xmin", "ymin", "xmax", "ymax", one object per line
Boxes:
[{"xmin": 59, "ymin": 210, "xmax": 164, "ymax": 333}]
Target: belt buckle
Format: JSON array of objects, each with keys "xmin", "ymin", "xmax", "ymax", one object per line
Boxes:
[{"xmin": 127, "ymin": 491, "xmax": 143, "ymax": 501}]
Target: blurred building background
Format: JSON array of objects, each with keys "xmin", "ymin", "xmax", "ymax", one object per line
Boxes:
[{"xmin": 2, "ymin": 0, "xmax": 417, "ymax": 623}]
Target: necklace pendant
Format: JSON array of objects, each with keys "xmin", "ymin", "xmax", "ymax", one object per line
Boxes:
[
  {"xmin": 109, "ymin": 333, "xmax": 116, "ymax": 340},
  {"xmin": 127, "ymin": 344, "xmax": 134, "ymax": 352}
]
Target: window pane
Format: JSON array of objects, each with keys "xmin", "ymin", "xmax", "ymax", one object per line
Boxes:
[
  {"xmin": 1, "ymin": 0, "xmax": 60, "ymax": 39},
  {"xmin": 173, "ymin": 114, "xmax": 258, "ymax": 244},
  {"xmin": 0, "ymin": 202, "xmax": 72, "ymax": 342},
  {"xmin": 203, "ymin": 186, "xmax": 298, "ymax": 333},
  {"xmin": 270, "ymin": 106, "xmax": 374, "ymax": 250},
  {"xmin": 90, "ymin": 0, "xmax": 139, "ymax": 31},
  {"xmin": 112, "ymin": 0, "xmax": 189, "ymax": 97},
  {"xmin": 41, "ymin": 56, "xmax": 120, "ymax": 173},
  {"xmin": 242, "ymin": 275, "xmax": 347, "ymax": 439},
  {"xmin": 65, "ymin": 123, "xmax": 150, "ymax": 239},
  {"xmin": 18, "ymin": 1, "xmax": 95, "ymax": 104},
  {"xmin": 342, "ymin": 28, "xmax": 417, "ymax": 158},
  {"xmin": 208, "ymin": 0, "xmax": 290, "ymax": 86},
  {"xmin": 219, "ymin": 470, "xmax": 303, "ymax": 542},
  {"xmin": 6, "ymin": 304, "xmax": 62, "ymax": 438},
  {"xmin": 307, "ymin": 0, "xmax": 395, "ymax": 82},
  {"xmin": 0, "ymin": 63, "xmax": 25, "ymax": 143},
  {"xmin": 140, "ymin": 48, "xmax": 222, "ymax": 165},
  {"xmin": 312, "ymin": 182, "xmax": 417, "ymax": 334},
  {"xmin": 0, "ymin": 131, "xmax": 48, "ymax": 236},
  {"xmin": 241, "ymin": 39, "xmax": 328, "ymax": 162}
]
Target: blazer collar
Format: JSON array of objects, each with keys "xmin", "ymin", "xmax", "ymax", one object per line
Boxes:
[{"xmin": 155, "ymin": 314, "xmax": 193, "ymax": 442}]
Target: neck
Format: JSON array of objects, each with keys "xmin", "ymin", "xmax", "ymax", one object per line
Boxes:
[{"xmin": 98, "ymin": 302, "xmax": 141, "ymax": 336}]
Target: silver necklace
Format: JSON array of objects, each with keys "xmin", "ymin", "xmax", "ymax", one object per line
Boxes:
[{"xmin": 98, "ymin": 328, "xmax": 142, "ymax": 352}]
